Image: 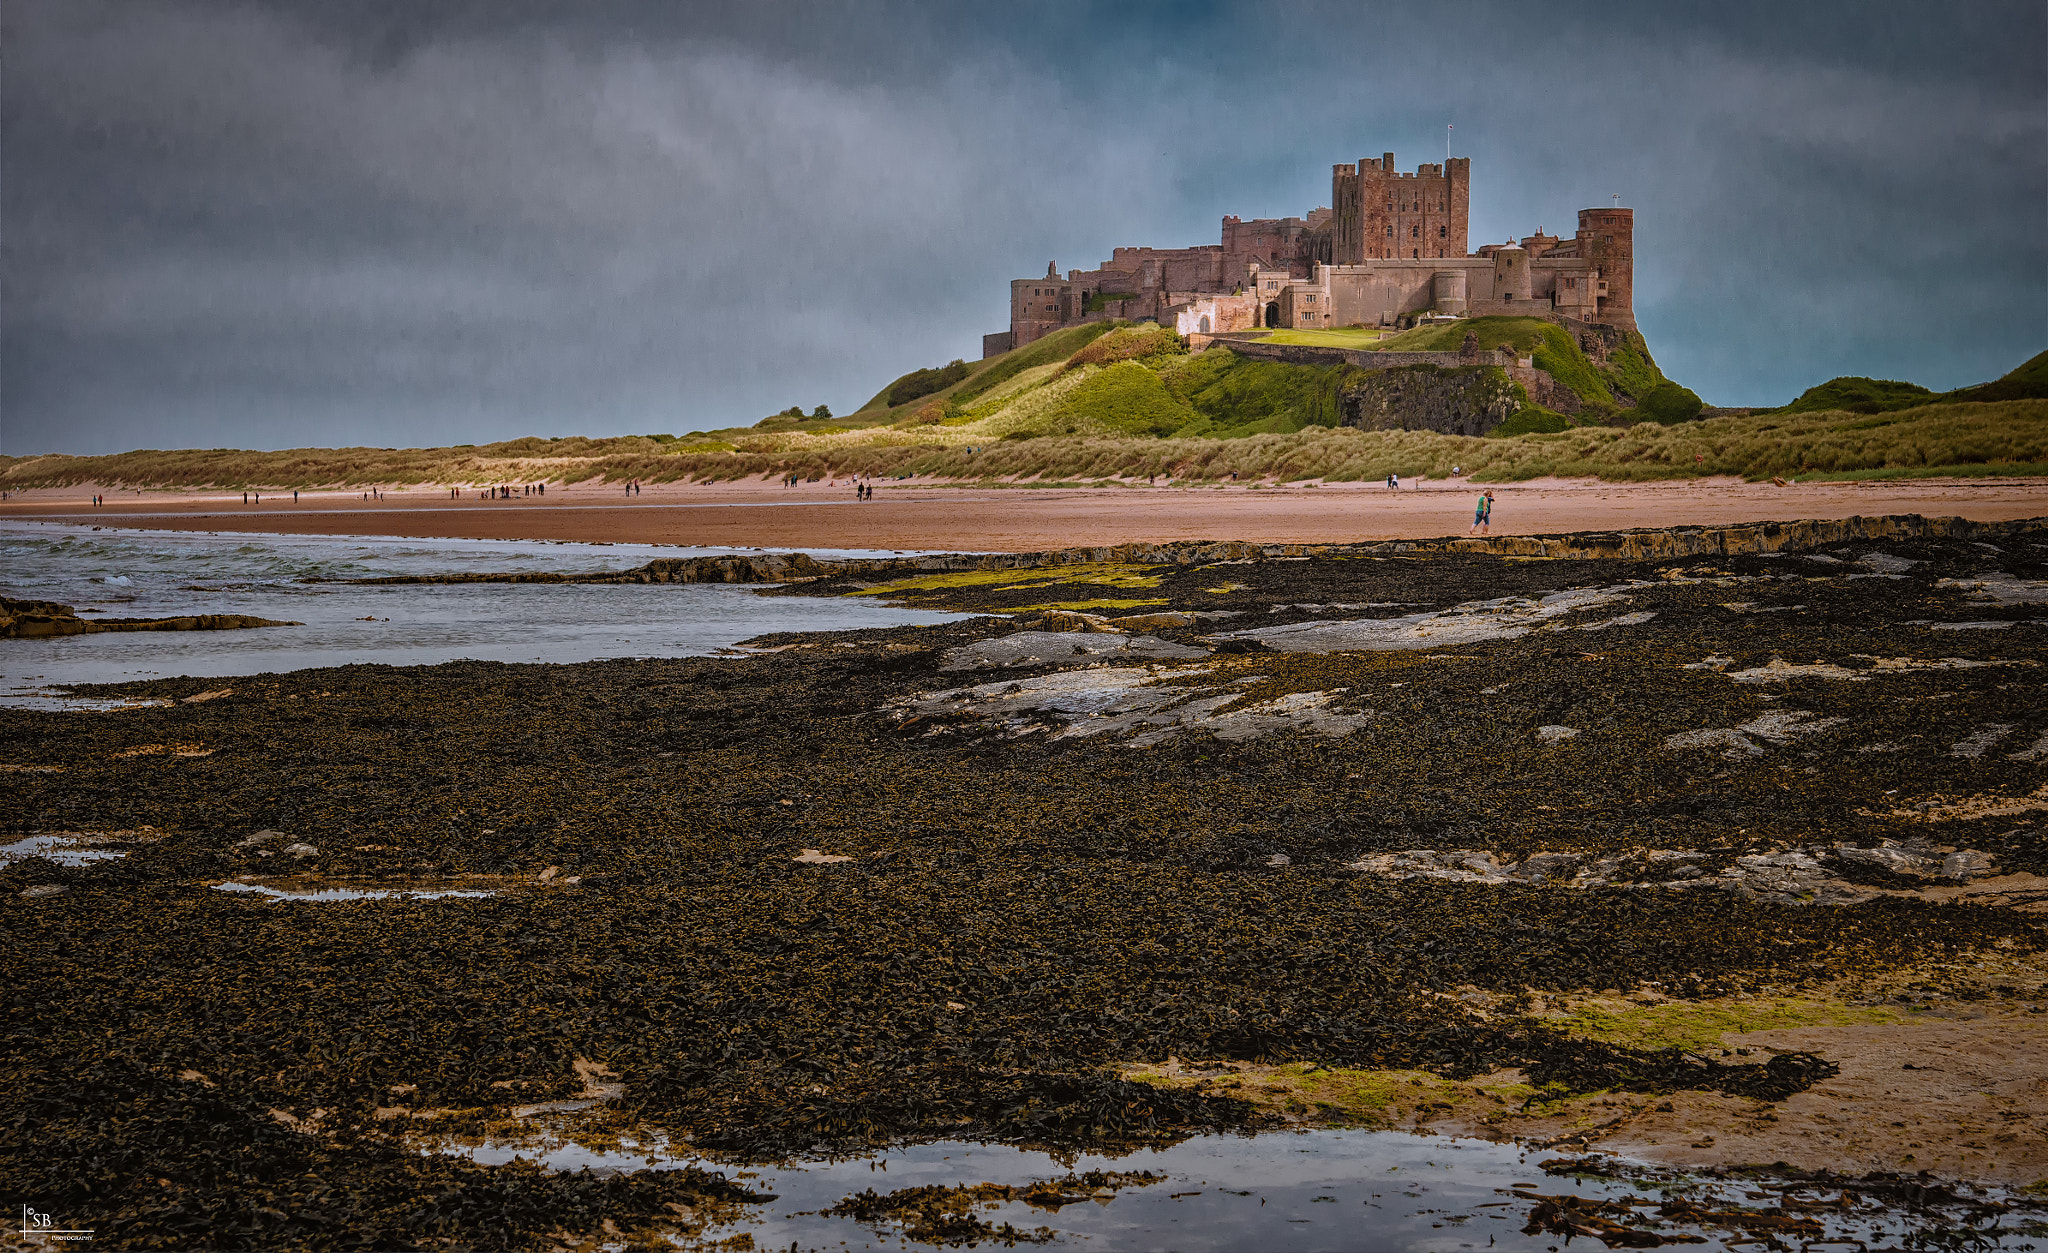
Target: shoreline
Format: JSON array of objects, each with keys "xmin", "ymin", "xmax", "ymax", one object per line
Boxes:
[
  {"xmin": 6, "ymin": 518, "xmax": 2045, "ymax": 1247},
  {"xmin": 6, "ymin": 474, "xmax": 2047, "ymax": 551}
]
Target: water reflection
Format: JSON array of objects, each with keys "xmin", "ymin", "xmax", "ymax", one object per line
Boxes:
[
  {"xmin": 214, "ymin": 881, "xmax": 498, "ymax": 902},
  {"xmin": 427, "ymin": 1128, "xmax": 2035, "ymax": 1250}
]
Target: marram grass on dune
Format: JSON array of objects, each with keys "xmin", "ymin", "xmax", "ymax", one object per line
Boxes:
[{"xmin": 4, "ymin": 399, "xmax": 2044, "ymax": 490}]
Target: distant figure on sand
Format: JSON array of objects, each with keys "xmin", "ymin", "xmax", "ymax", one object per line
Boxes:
[{"xmin": 1387, "ymin": 473, "xmax": 1399, "ymax": 491}]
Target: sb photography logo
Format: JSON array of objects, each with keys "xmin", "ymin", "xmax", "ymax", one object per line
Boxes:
[{"xmin": 18, "ymin": 1205, "xmax": 93, "ymax": 1244}]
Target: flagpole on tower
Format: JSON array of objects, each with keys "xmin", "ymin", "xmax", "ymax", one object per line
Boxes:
[{"xmin": 1446, "ymin": 123, "xmax": 1453, "ymax": 163}]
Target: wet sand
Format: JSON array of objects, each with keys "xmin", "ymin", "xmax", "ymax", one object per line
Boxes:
[{"xmin": 8, "ymin": 474, "xmax": 2046, "ymax": 550}]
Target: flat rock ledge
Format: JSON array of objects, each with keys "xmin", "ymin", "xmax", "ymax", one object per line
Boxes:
[
  {"xmin": 332, "ymin": 514, "xmax": 2047, "ymax": 588},
  {"xmin": 0, "ymin": 596, "xmax": 300, "ymax": 639}
]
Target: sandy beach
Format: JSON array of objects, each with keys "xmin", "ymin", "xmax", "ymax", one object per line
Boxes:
[{"xmin": 7, "ymin": 474, "xmax": 2047, "ymax": 550}]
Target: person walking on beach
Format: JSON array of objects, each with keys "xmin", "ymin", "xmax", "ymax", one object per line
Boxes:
[
  {"xmin": 1387, "ymin": 472, "xmax": 1399, "ymax": 492},
  {"xmin": 1480, "ymin": 490, "xmax": 1496, "ymax": 534}
]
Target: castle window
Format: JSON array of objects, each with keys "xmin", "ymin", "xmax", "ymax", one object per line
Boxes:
[
  {"xmin": 1385, "ymin": 224, "xmax": 1393, "ymax": 237},
  {"xmin": 1439, "ymin": 225, "xmax": 1447, "ymax": 238},
  {"xmin": 1411, "ymin": 224, "xmax": 1419, "ymax": 238}
]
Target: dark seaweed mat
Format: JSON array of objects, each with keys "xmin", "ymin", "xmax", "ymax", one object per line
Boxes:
[
  {"xmin": 5, "ymin": 536, "xmax": 2045, "ymax": 1249},
  {"xmin": 1, "ymin": 1052, "xmax": 767, "ymax": 1251}
]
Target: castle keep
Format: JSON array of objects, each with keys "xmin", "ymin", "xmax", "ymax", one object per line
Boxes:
[{"xmin": 984, "ymin": 151, "xmax": 1633, "ymax": 356}]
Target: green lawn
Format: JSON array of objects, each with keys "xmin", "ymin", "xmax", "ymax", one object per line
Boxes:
[{"xmin": 1236, "ymin": 327, "xmax": 1386, "ymax": 349}]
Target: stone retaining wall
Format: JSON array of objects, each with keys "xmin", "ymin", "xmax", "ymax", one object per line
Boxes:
[{"xmin": 1206, "ymin": 337, "xmax": 1509, "ymax": 372}]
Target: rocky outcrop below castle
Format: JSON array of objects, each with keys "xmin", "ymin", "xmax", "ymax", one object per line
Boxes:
[
  {"xmin": 1340, "ymin": 363, "xmax": 1520, "ymax": 436},
  {"xmin": 333, "ymin": 515, "xmax": 2046, "ymax": 591},
  {"xmin": 0, "ymin": 596, "xmax": 301, "ymax": 639}
]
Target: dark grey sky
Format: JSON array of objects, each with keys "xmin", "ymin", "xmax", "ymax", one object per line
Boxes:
[{"xmin": 4, "ymin": 0, "xmax": 2043, "ymax": 455}]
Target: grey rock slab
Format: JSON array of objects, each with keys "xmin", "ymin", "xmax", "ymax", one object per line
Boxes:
[
  {"xmin": 940, "ymin": 631, "xmax": 1208, "ymax": 671},
  {"xmin": 1942, "ymin": 850, "xmax": 1998, "ymax": 882},
  {"xmin": 1578, "ymin": 611, "xmax": 1658, "ymax": 631},
  {"xmin": 1936, "ymin": 574, "xmax": 2048, "ymax": 605},
  {"xmin": 1664, "ymin": 710, "xmax": 1844, "ymax": 758},
  {"xmin": 1835, "ymin": 843, "xmax": 1942, "ymax": 876},
  {"xmin": 1515, "ymin": 852, "xmax": 1584, "ymax": 883},
  {"xmin": 1859, "ymin": 552, "xmax": 1921, "ymax": 573},
  {"xmin": 1536, "ymin": 726, "xmax": 1580, "ymax": 744},
  {"xmin": 892, "ymin": 666, "xmax": 1371, "ymax": 747},
  {"xmin": 1663, "ymin": 728, "xmax": 1766, "ymax": 758},
  {"xmin": 1346, "ymin": 839, "xmax": 2001, "ymax": 905},
  {"xmin": 1951, "ymin": 724, "xmax": 2017, "ymax": 759},
  {"xmin": 1207, "ymin": 585, "xmax": 1640, "ymax": 654},
  {"xmin": 1737, "ymin": 710, "xmax": 1847, "ymax": 741}
]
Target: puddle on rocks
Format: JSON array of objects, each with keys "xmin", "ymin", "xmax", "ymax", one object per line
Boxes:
[
  {"xmin": 0, "ymin": 830, "xmax": 157, "ymax": 865},
  {"xmin": 213, "ymin": 881, "xmax": 499, "ymax": 902},
  {"xmin": 423, "ymin": 1128, "xmax": 2044, "ymax": 1251},
  {"xmin": 0, "ymin": 691, "xmax": 174, "ymax": 713}
]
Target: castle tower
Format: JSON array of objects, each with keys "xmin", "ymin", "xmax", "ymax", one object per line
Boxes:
[
  {"xmin": 1492, "ymin": 247, "xmax": 1532, "ymax": 304},
  {"xmin": 1575, "ymin": 208, "xmax": 1634, "ymax": 327},
  {"xmin": 1331, "ymin": 153, "xmax": 1470, "ymax": 264}
]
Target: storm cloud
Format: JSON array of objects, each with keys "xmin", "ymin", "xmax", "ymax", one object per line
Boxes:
[{"xmin": 3, "ymin": 0, "xmax": 2042, "ymax": 454}]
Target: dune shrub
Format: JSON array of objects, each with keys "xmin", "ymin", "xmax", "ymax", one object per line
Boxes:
[
  {"xmin": 884, "ymin": 359, "xmax": 971, "ymax": 408},
  {"xmin": 1065, "ymin": 325, "xmax": 1184, "ymax": 369},
  {"xmin": 1637, "ymin": 382, "xmax": 1705, "ymax": 425},
  {"xmin": 1047, "ymin": 362, "xmax": 1196, "ymax": 437}
]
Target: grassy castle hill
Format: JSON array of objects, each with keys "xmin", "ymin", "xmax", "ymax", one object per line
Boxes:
[{"xmin": 2, "ymin": 323, "xmax": 2043, "ymax": 491}]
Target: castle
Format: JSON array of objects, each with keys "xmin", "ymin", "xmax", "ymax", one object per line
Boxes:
[{"xmin": 983, "ymin": 150, "xmax": 1633, "ymax": 357}]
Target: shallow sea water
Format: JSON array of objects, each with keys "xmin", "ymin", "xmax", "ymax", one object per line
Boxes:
[
  {"xmin": 436, "ymin": 1128, "xmax": 2041, "ymax": 1251},
  {"xmin": 0, "ymin": 522, "xmax": 966, "ymax": 700}
]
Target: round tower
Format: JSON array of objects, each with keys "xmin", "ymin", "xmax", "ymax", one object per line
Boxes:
[{"xmin": 1432, "ymin": 270, "xmax": 1468, "ymax": 315}]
